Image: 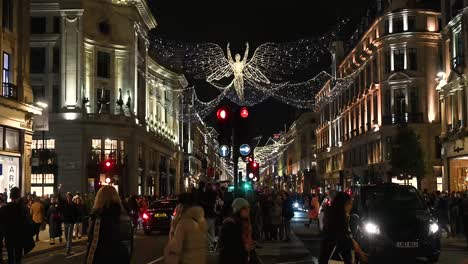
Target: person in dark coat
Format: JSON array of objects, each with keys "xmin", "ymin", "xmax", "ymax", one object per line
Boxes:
[
  {"xmin": 46, "ymin": 196, "xmax": 62, "ymax": 245},
  {"xmin": 319, "ymin": 192, "xmax": 367, "ymax": 264},
  {"xmin": 85, "ymin": 186, "xmax": 133, "ymax": 264},
  {"xmin": 0, "ymin": 187, "xmax": 35, "ymax": 264},
  {"xmin": 218, "ymin": 198, "xmax": 256, "ymax": 264},
  {"xmin": 61, "ymin": 192, "xmax": 77, "ymax": 255},
  {"xmin": 281, "ymin": 191, "xmax": 294, "ymax": 241},
  {"xmin": 435, "ymin": 191, "xmax": 450, "ymax": 238}
]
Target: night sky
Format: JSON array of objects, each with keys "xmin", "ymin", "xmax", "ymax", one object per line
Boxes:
[{"xmin": 148, "ymin": 0, "xmax": 371, "ymax": 138}]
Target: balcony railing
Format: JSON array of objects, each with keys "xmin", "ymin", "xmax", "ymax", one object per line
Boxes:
[
  {"xmin": 2, "ymin": 83, "xmax": 17, "ymax": 100},
  {"xmin": 383, "ymin": 112, "xmax": 424, "ymax": 125}
]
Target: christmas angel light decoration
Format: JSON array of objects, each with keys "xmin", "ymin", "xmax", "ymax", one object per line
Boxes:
[
  {"xmin": 151, "ymin": 36, "xmax": 329, "ymax": 101},
  {"xmin": 205, "ymin": 42, "xmax": 270, "ymax": 101}
]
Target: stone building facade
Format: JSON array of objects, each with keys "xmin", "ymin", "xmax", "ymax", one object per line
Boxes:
[
  {"xmin": 316, "ymin": 0, "xmax": 442, "ymax": 191},
  {"xmin": 29, "ymin": 0, "xmax": 185, "ymax": 196},
  {"xmin": 437, "ymin": 0, "xmax": 468, "ymax": 192},
  {"xmin": 0, "ymin": 0, "xmax": 42, "ymax": 195}
]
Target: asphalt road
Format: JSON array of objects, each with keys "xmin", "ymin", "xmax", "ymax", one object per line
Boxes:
[
  {"xmin": 292, "ymin": 211, "xmax": 468, "ymax": 264},
  {"xmin": 23, "ymin": 231, "xmax": 168, "ymax": 264},
  {"xmin": 19, "ymin": 211, "xmax": 468, "ymax": 264}
]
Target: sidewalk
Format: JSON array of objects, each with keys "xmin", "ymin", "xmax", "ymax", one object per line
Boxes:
[
  {"xmin": 439, "ymin": 236, "xmax": 468, "ymax": 264},
  {"xmin": 25, "ymin": 225, "xmax": 87, "ymax": 257},
  {"xmin": 256, "ymin": 233, "xmax": 317, "ymax": 264}
]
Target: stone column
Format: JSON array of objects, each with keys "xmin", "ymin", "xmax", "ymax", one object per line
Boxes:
[
  {"xmin": 441, "ymin": 96, "xmax": 447, "ymax": 135},
  {"xmin": 461, "ymin": 80, "xmax": 468, "ymax": 129},
  {"xmin": 155, "ymin": 151, "xmax": 161, "ymax": 196},
  {"xmin": 60, "ymin": 9, "xmax": 83, "ymax": 110},
  {"xmin": 166, "ymin": 157, "xmax": 171, "ymax": 195},
  {"xmin": 142, "ymin": 146, "xmax": 149, "ymax": 195}
]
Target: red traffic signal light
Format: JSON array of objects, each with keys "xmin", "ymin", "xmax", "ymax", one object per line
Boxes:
[
  {"xmin": 216, "ymin": 108, "xmax": 228, "ymax": 121},
  {"xmin": 240, "ymin": 107, "xmax": 249, "ymax": 118},
  {"xmin": 105, "ymin": 161, "xmax": 111, "ymax": 168},
  {"xmin": 253, "ymin": 162, "xmax": 258, "ymax": 168}
]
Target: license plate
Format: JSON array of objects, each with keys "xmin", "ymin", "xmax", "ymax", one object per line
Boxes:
[
  {"xmin": 154, "ymin": 213, "xmax": 167, "ymax": 218},
  {"xmin": 396, "ymin": 242, "xmax": 418, "ymax": 248}
]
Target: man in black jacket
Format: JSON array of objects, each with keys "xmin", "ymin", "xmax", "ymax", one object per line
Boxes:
[
  {"xmin": 62, "ymin": 192, "xmax": 77, "ymax": 255},
  {"xmin": 0, "ymin": 187, "xmax": 34, "ymax": 264}
]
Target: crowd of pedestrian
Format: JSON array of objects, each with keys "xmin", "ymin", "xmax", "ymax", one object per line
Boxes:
[
  {"xmin": 1, "ymin": 183, "xmax": 467, "ymax": 264},
  {"xmin": 161, "ymin": 182, "xmax": 297, "ymax": 264},
  {"xmin": 423, "ymin": 190, "xmax": 468, "ymax": 245}
]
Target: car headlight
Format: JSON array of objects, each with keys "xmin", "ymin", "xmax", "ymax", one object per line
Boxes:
[
  {"xmin": 364, "ymin": 222, "xmax": 380, "ymax": 235},
  {"xmin": 429, "ymin": 223, "xmax": 439, "ymax": 234},
  {"xmin": 293, "ymin": 202, "xmax": 299, "ymax": 208}
]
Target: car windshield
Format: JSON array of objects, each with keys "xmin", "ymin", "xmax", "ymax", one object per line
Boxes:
[
  {"xmin": 362, "ymin": 186, "xmax": 426, "ymax": 211},
  {"xmin": 149, "ymin": 200, "xmax": 177, "ymax": 210}
]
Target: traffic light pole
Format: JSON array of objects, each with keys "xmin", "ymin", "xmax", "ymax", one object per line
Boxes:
[{"xmin": 232, "ymin": 113, "xmax": 240, "ymax": 196}]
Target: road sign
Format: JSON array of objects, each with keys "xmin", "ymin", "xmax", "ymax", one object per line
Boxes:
[
  {"xmin": 239, "ymin": 144, "xmax": 251, "ymax": 156},
  {"xmin": 219, "ymin": 145, "xmax": 230, "ymax": 157}
]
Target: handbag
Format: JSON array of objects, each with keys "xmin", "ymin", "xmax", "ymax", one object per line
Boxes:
[{"xmin": 328, "ymin": 246, "xmax": 344, "ymax": 264}]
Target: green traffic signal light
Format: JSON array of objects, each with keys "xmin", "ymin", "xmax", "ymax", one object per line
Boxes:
[{"xmin": 243, "ymin": 182, "xmax": 252, "ymax": 191}]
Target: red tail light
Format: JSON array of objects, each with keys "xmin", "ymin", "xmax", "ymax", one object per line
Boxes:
[{"xmin": 142, "ymin": 213, "xmax": 149, "ymax": 220}]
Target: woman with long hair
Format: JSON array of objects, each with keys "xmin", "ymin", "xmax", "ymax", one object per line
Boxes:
[
  {"xmin": 85, "ymin": 186, "xmax": 133, "ymax": 264},
  {"xmin": 319, "ymin": 191, "xmax": 368, "ymax": 264}
]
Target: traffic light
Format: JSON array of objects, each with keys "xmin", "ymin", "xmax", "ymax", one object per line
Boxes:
[
  {"xmin": 243, "ymin": 182, "xmax": 253, "ymax": 191},
  {"xmin": 246, "ymin": 160, "xmax": 259, "ymax": 182},
  {"xmin": 102, "ymin": 159, "xmax": 114, "ymax": 171},
  {"xmin": 216, "ymin": 108, "xmax": 228, "ymax": 121},
  {"xmin": 240, "ymin": 107, "xmax": 249, "ymax": 118}
]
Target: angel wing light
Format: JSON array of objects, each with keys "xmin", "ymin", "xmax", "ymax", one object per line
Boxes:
[{"xmin": 204, "ymin": 42, "xmax": 271, "ymax": 101}]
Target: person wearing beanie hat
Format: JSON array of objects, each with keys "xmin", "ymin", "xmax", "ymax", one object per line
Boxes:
[
  {"xmin": 232, "ymin": 198, "xmax": 250, "ymax": 214},
  {"xmin": 218, "ymin": 197, "xmax": 256, "ymax": 264}
]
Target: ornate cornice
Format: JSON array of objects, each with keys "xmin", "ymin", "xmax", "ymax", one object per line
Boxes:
[{"xmin": 108, "ymin": 0, "xmax": 156, "ymax": 30}]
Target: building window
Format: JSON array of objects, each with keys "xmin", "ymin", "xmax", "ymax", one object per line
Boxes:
[
  {"xmin": 367, "ymin": 97, "xmax": 371, "ymax": 129},
  {"xmin": 53, "ymin": 16, "xmax": 61, "ymax": 33},
  {"xmin": 120, "ymin": 140, "xmax": 125, "ymax": 164},
  {"xmin": 52, "ymin": 85, "xmax": 60, "ymax": 112},
  {"xmin": 97, "ymin": 88, "xmax": 111, "ymax": 113},
  {"xmin": 2, "ymin": 0, "xmax": 13, "ymax": 30},
  {"xmin": 384, "ymin": 19, "xmax": 390, "ymax": 34},
  {"xmin": 53, "ymin": 47, "xmax": 60, "ymax": 73},
  {"xmin": 98, "ymin": 21, "xmax": 110, "ymax": 35},
  {"xmin": 97, "ymin": 51, "xmax": 111, "ymax": 78},
  {"xmin": 435, "ymin": 137, "xmax": 442, "ymax": 159},
  {"xmin": 32, "ymin": 86, "xmax": 45, "ymax": 102},
  {"xmin": 5, "ymin": 128, "xmax": 19, "ymax": 151},
  {"xmin": 373, "ymin": 57, "xmax": 378, "ymax": 82},
  {"xmin": 393, "ymin": 49, "xmax": 405, "ymax": 71},
  {"xmin": 3, "ymin": 52, "xmax": 10, "ymax": 84},
  {"xmin": 384, "ymin": 90, "xmax": 391, "ymax": 116},
  {"xmin": 408, "ymin": 48, "xmax": 417, "ymax": 71},
  {"xmin": 32, "ymin": 139, "xmax": 55, "ymax": 149},
  {"xmin": 373, "ymin": 93, "xmax": 378, "ymax": 122},
  {"xmin": 30, "ymin": 47, "xmax": 46, "ymax": 73},
  {"xmin": 30, "ymin": 17, "xmax": 46, "ymax": 34},
  {"xmin": 394, "ymin": 17, "xmax": 403, "ymax": 33},
  {"xmin": 407, "ymin": 16, "xmax": 416, "ymax": 31},
  {"xmin": 91, "ymin": 139, "xmax": 102, "ymax": 162},
  {"xmin": 394, "ymin": 88, "xmax": 406, "ymax": 120},
  {"xmin": 452, "ymin": 27, "xmax": 463, "ymax": 69},
  {"xmin": 104, "ymin": 138, "xmax": 117, "ymax": 160},
  {"xmin": 385, "ymin": 51, "xmax": 391, "ymax": 73}
]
